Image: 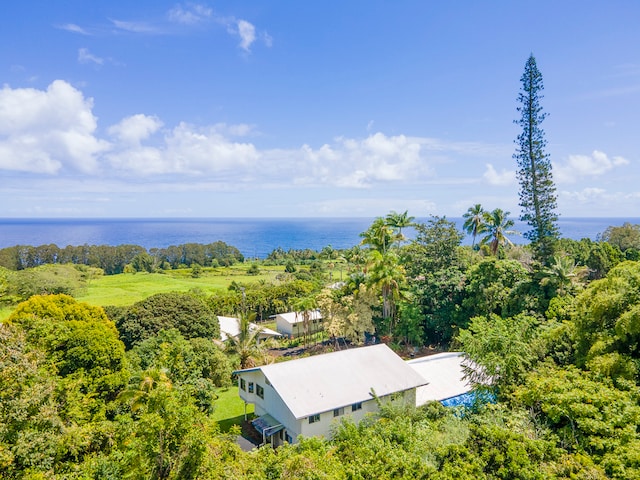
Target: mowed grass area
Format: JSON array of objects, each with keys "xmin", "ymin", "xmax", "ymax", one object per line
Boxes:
[
  {"xmin": 0, "ymin": 306, "xmax": 13, "ymax": 322},
  {"xmin": 212, "ymin": 386, "xmax": 254, "ymax": 432},
  {"xmin": 76, "ymin": 265, "xmax": 285, "ymax": 307}
]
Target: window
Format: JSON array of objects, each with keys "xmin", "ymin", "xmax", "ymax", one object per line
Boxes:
[
  {"xmin": 286, "ymin": 433, "xmax": 293, "ymax": 444},
  {"xmin": 240, "ymin": 378, "xmax": 246, "ymax": 391},
  {"xmin": 351, "ymin": 402, "xmax": 362, "ymax": 412},
  {"xmin": 248, "ymin": 382, "xmax": 254, "ymax": 393},
  {"xmin": 308, "ymin": 414, "xmax": 320, "ymax": 424},
  {"xmin": 333, "ymin": 407, "xmax": 344, "ymax": 417},
  {"xmin": 256, "ymin": 384, "xmax": 264, "ymax": 399}
]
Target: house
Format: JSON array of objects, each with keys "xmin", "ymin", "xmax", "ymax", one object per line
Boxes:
[
  {"xmin": 234, "ymin": 344, "xmax": 428, "ymax": 446},
  {"xmin": 217, "ymin": 316, "xmax": 281, "ymax": 344},
  {"xmin": 274, "ymin": 310, "xmax": 323, "ymax": 338},
  {"xmin": 406, "ymin": 352, "xmax": 473, "ymax": 406}
]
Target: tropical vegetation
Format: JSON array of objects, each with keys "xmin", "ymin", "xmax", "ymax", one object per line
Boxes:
[
  {"xmin": 1, "ymin": 53, "xmax": 638, "ymax": 477},
  {"xmin": 0, "ymin": 211, "xmax": 638, "ymax": 478}
]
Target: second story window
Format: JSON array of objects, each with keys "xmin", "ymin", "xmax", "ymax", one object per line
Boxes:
[
  {"xmin": 240, "ymin": 378, "xmax": 246, "ymax": 391},
  {"xmin": 352, "ymin": 402, "xmax": 362, "ymax": 412},
  {"xmin": 256, "ymin": 384, "xmax": 264, "ymax": 399},
  {"xmin": 308, "ymin": 414, "xmax": 320, "ymax": 424},
  {"xmin": 248, "ymin": 382, "xmax": 254, "ymax": 393}
]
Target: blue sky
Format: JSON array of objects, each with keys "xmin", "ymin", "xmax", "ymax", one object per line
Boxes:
[{"xmin": 1, "ymin": 1, "xmax": 639, "ymax": 218}]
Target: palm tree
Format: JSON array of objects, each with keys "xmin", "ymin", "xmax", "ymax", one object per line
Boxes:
[
  {"xmin": 321, "ymin": 245, "xmax": 337, "ymax": 280},
  {"xmin": 342, "ymin": 245, "xmax": 367, "ymax": 271},
  {"xmin": 385, "ymin": 210, "xmax": 415, "ymax": 244},
  {"xmin": 366, "ymin": 249, "xmax": 406, "ymax": 335},
  {"xmin": 117, "ymin": 368, "xmax": 173, "ymax": 413},
  {"xmin": 481, "ymin": 208, "xmax": 518, "ymax": 255},
  {"xmin": 225, "ymin": 311, "xmax": 264, "ymax": 369},
  {"xmin": 360, "ymin": 217, "xmax": 398, "ymax": 253},
  {"xmin": 541, "ymin": 255, "xmax": 588, "ymax": 295},
  {"xmin": 293, "ymin": 296, "xmax": 318, "ymax": 347},
  {"xmin": 462, "ymin": 204, "xmax": 486, "ymax": 247}
]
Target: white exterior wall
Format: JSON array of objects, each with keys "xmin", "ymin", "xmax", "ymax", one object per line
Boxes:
[
  {"xmin": 298, "ymin": 397, "xmax": 378, "ymax": 439},
  {"xmin": 275, "ymin": 313, "xmax": 323, "ymax": 338},
  {"xmin": 275, "ymin": 316, "xmax": 294, "ymax": 336},
  {"xmin": 298, "ymin": 390, "xmax": 415, "ymax": 440},
  {"xmin": 239, "ymin": 372, "xmax": 419, "ymax": 444},
  {"xmin": 237, "ymin": 370, "xmax": 301, "ymax": 443}
]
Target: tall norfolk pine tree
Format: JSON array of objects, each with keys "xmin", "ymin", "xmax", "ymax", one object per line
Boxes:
[{"xmin": 514, "ymin": 54, "xmax": 559, "ymax": 263}]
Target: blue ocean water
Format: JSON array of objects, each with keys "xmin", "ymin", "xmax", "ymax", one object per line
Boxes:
[{"xmin": 0, "ymin": 217, "xmax": 637, "ymax": 259}]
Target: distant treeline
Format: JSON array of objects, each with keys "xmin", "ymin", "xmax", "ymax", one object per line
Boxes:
[{"xmin": 0, "ymin": 241, "xmax": 244, "ymax": 274}]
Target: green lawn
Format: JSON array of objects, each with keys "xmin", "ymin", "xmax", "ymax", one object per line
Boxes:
[
  {"xmin": 75, "ymin": 265, "xmax": 284, "ymax": 307},
  {"xmin": 212, "ymin": 386, "xmax": 254, "ymax": 432},
  {"xmin": 0, "ymin": 306, "xmax": 13, "ymax": 322}
]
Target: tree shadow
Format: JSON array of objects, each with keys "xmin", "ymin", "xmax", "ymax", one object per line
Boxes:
[{"xmin": 217, "ymin": 414, "xmax": 246, "ymax": 433}]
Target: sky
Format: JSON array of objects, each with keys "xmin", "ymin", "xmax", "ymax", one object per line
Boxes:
[{"xmin": 1, "ymin": 1, "xmax": 639, "ymax": 218}]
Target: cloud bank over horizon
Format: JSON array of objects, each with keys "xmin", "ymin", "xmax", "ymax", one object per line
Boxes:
[{"xmin": 0, "ymin": 80, "xmax": 634, "ymax": 217}]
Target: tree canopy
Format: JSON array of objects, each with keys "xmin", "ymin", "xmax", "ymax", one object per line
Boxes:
[{"xmin": 108, "ymin": 292, "xmax": 220, "ymax": 349}]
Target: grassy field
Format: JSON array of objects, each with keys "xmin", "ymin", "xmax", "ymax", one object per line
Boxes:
[
  {"xmin": 212, "ymin": 386, "xmax": 254, "ymax": 432},
  {"xmin": 0, "ymin": 306, "xmax": 13, "ymax": 322},
  {"xmin": 0, "ymin": 264, "xmax": 285, "ymax": 319},
  {"xmin": 75, "ymin": 265, "xmax": 285, "ymax": 307}
]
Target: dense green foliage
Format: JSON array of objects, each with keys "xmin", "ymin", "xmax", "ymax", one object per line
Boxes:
[
  {"xmin": 2, "ymin": 214, "xmax": 640, "ymax": 478},
  {"xmin": 106, "ymin": 291, "xmax": 220, "ymax": 349},
  {"xmin": 0, "ymin": 241, "xmax": 244, "ymax": 273},
  {"xmin": 599, "ymin": 222, "xmax": 640, "ymax": 253},
  {"xmin": 210, "ymin": 278, "xmax": 320, "ymax": 321}
]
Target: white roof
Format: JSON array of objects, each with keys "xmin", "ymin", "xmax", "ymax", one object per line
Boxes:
[
  {"xmin": 407, "ymin": 352, "xmax": 472, "ymax": 404},
  {"xmin": 240, "ymin": 344, "xmax": 427, "ymax": 419},
  {"xmin": 276, "ymin": 310, "xmax": 322, "ymax": 325},
  {"xmin": 218, "ymin": 316, "xmax": 281, "ymax": 342}
]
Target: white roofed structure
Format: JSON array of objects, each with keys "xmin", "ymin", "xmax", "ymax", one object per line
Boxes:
[
  {"xmin": 407, "ymin": 352, "xmax": 472, "ymax": 405},
  {"xmin": 217, "ymin": 316, "xmax": 281, "ymax": 343},
  {"xmin": 275, "ymin": 310, "xmax": 323, "ymax": 338},
  {"xmin": 257, "ymin": 343, "xmax": 426, "ymax": 419},
  {"xmin": 235, "ymin": 344, "xmax": 427, "ymax": 445}
]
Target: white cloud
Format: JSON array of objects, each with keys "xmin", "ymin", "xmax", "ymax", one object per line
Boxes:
[
  {"xmin": 108, "ymin": 114, "xmax": 163, "ymax": 145},
  {"xmin": 554, "ymin": 150, "xmax": 629, "ymax": 183},
  {"xmin": 237, "ymin": 20, "xmax": 256, "ymax": 52},
  {"xmin": 56, "ymin": 23, "xmax": 89, "ymax": 35},
  {"xmin": 0, "ymin": 82, "xmax": 497, "ymax": 194},
  {"xmin": 167, "ymin": 3, "xmax": 213, "ymax": 24},
  {"xmin": 210, "ymin": 122, "xmax": 255, "ymax": 137},
  {"xmin": 72, "ymin": 7, "xmax": 269, "ymax": 55},
  {"xmin": 483, "ymin": 163, "xmax": 516, "ymax": 186},
  {"xmin": 290, "ymin": 132, "xmax": 430, "ymax": 188},
  {"xmin": 78, "ymin": 48, "xmax": 104, "ymax": 65},
  {"xmin": 561, "ymin": 187, "xmax": 607, "ymax": 202},
  {"xmin": 106, "ymin": 122, "xmax": 260, "ymax": 176},
  {"xmin": 262, "ymin": 32, "xmax": 273, "ymax": 48},
  {"xmin": 111, "ymin": 19, "xmax": 159, "ymax": 34},
  {"xmin": 0, "ymin": 81, "xmax": 109, "ymax": 174}
]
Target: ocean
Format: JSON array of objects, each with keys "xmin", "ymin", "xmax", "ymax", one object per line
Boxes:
[{"xmin": 0, "ymin": 217, "xmax": 637, "ymax": 259}]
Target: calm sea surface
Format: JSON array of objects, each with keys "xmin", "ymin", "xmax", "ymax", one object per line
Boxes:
[{"xmin": 0, "ymin": 217, "xmax": 637, "ymax": 259}]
